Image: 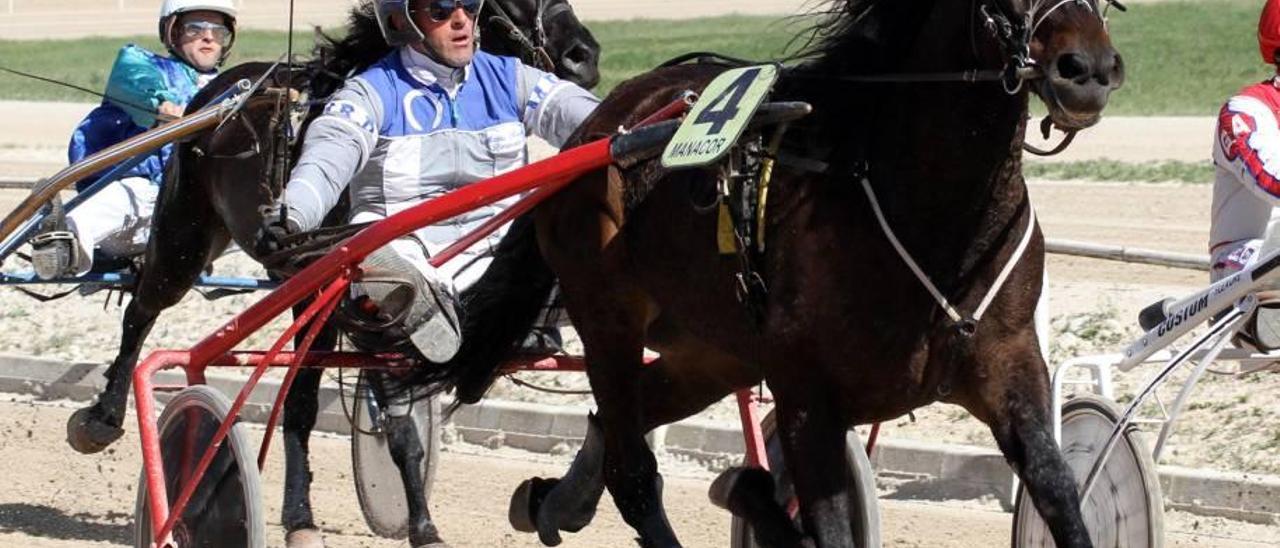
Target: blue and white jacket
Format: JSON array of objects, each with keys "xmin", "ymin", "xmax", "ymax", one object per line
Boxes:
[
  {"xmin": 284, "ymin": 47, "xmax": 599, "ymax": 286},
  {"xmin": 68, "ymin": 45, "xmax": 209, "ymax": 191}
]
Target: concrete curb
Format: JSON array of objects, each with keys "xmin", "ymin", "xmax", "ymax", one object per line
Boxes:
[{"xmin": 0, "ymin": 354, "xmax": 1276, "ymax": 525}]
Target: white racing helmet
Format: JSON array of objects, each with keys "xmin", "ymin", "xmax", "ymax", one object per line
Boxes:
[
  {"xmin": 373, "ymin": 0, "xmax": 485, "ymax": 47},
  {"xmin": 158, "ymin": 0, "xmax": 239, "ymax": 65}
]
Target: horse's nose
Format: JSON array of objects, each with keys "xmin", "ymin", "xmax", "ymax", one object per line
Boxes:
[
  {"xmin": 559, "ymin": 41, "xmax": 599, "ymax": 87},
  {"xmin": 1052, "ymin": 48, "xmax": 1124, "ymax": 89},
  {"xmin": 1099, "ymin": 49, "xmax": 1125, "ymax": 89}
]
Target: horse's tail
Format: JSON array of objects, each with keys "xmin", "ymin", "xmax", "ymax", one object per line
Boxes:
[{"xmin": 403, "ymin": 215, "xmax": 556, "ymax": 407}]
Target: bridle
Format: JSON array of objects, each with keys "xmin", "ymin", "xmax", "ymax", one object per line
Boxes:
[{"xmin": 484, "ymin": 0, "xmax": 559, "ymax": 72}]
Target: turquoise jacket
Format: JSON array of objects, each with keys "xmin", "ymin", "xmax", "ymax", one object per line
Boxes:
[{"xmin": 67, "ymin": 45, "xmax": 207, "ymax": 191}]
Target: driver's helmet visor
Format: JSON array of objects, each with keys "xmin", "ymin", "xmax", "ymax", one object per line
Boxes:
[{"xmin": 177, "ymin": 20, "xmax": 234, "ymax": 49}]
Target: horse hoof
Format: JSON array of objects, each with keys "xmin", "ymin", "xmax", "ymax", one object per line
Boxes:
[
  {"xmin": 709, "ymin": 466, "xmax": 774, "ymax": 515},
  {"xmin": 66, "ymin": 406, "xmax": 124, "ymax": 454},
  {"xmin": 285, "ymin": 528, "xmax": 325, "ymax": 548},
  {"xmin": 509, "ymin": 477, "xmax": 558, "ymax": 533}
]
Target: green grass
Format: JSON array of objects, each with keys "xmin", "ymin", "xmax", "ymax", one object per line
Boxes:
[
  {"xmin": 0, "ymin": 16, "xmax": 802, "ymax": 103},
  {"xmin": 1102, "ymin": 0, "xmax": 1272, "ymax": 115},
  {"xmin": 1024, "ymin": 159, "xmax": 1215, "ymax": 183},
  {"xmin": 0, "ymin": 0, "xmax": 1271, "ymax": 115}
]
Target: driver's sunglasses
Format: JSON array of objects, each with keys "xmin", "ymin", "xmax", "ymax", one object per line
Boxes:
[
  {"xmin": 181, "ymin": 21, "xmax": 232, "ymax": 43},
  {"xmin": 412, "ymin": 0, "xmax": 482, "ymax": 22}
]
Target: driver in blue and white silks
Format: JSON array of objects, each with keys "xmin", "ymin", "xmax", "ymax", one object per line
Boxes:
[
  {"xmin": 30, "ymin": 0, "xmax": 238, "ymax": 280},
  {"xmin": 261, "ymin": 0, "xmax": 598, "ymax": 362}
]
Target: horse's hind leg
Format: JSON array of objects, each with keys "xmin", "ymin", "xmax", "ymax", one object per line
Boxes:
[
  {"xmin": 281, "ymin": 368, "xmax": 326, "ymax": 547},
  {"xmin": 367, "ymin": 370, "xmax": 446, "ymax": 547},
  {"xmin": 279, "ymin": 299, "xmax": 340, "ymax": 547},
  {"xmin": 960, "ymin": 340, "xmax": 1091, "ymax": 548}
]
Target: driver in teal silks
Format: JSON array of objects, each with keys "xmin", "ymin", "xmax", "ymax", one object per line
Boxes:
[{"xmin": 31, "ymin": 0, "xmax": 238, "ymax": 280}]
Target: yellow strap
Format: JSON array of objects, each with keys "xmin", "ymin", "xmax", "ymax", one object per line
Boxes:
[{"xmin": 717, "ymin": 203, "xmax": 737, "ymax": 254}]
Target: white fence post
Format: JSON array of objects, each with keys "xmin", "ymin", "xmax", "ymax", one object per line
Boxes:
[{"xmin": 7, "ymin": 0, "xmax": 14, "ymax": 16}]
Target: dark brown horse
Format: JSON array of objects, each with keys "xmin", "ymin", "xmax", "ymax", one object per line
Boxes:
[
  {"xmin": 406, "ymin": 0, "xmax": 1124, "ymax": 546},
  {"xmin": 60, "ymin": 2, "xmax": 600, "ymax": 547}
]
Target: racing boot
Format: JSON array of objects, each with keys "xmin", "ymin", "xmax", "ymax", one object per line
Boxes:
[
  {"xmin": 348, "ymin": 245, "xmax": 462, "ymax": 363},
  {"xmin": 29, "ymin": 199, "xmax": 82, "ymax": 280}
]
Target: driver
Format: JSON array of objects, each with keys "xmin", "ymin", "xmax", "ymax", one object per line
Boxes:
[
  {"xmin": 1209, "ymin": 0, "xmax": 1280, "ymax": 349},
  {"xmin": 30, "ymin": 0, "xmax": 238, "ymax": 280},
  {"xmin": 258, "ymin": 0, "xmax": 598, "ymax": 362}
]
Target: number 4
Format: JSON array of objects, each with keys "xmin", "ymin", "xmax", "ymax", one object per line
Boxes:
[{"xmin": 693, "ymin": 67, "xmax": 762, "ymax": 136}]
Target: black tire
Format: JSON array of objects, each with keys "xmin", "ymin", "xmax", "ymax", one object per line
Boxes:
[
  {"xmin": 1011, "ymin": 394, "xmax": 1164, "ymax": 547},
  {"xmin": 351, "ymin": 370, "xmax": 442, "ymax": 539},
  {"xmin": 729, "ymin": 410, "xmax": 881, "ymax": 548},
  {"xmin": 134, "ymin": 385, "xmax": 264, "ymax": 548}
]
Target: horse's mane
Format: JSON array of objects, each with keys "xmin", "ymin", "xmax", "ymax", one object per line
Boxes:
[
  {"xmin": 790, "ymin": 0, "xmax": 934, "ymax": 74},
  {"xmin": 311, "ymin": 3, "xmax": 392, "ymax": 97}
]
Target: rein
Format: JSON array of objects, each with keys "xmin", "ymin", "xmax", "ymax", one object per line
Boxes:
[{"xmin": 485, "ymin": 0, "xmax": 557, "ymax": 72}]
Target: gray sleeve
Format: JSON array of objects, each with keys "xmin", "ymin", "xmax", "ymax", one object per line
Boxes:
[
  {"xmin": 516, "ymin": 64, "xmax": 600, "ymax": 149},
  {"xmin": 284, "ymin": 79, "xmax": 383, "ymax": 231}
]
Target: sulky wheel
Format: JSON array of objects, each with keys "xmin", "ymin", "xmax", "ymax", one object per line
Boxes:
[
  {"xmin": 134, "ymin": 385, "xmax": 264, "ymax": 548},
  {"xmin": 1012, "ymin": 394, "xmax": 1164, "ymax": 547},
  {"xmin": 729, "ymin": 409, "xmax": 881, "ymax": 548},
  {"xmin": 350, "ymin": 370, "xmax": 442, "ymax": 539}
]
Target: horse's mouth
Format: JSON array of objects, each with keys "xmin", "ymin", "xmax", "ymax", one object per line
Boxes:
[{"xmin": 1036, "ymin": 78, "xmax": 1105, "ymax": 131}]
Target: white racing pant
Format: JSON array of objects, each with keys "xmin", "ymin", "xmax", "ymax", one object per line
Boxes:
[
  {"xmin": 1210, "ymin": 168, "xmax": 1280, "ymax": 282},
  {"xmin": 65, "ymin": 176, "xmax": 159, "ymax": 276}
]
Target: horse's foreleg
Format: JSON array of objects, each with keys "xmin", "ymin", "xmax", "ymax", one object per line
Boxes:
[
  {"xmin": 980, "ymin": 377, "xmax": 1091, "ymax": 548},
  {"xmin": 515, "ymin": 339, "xmax": 759, "ymax": 540},
  {"xmin": 579, "ymin": 333, "xmax": 681, "ymax": 547},
  {"xmin": 68, "ymin": 172, "xmax": 228, "ymax": 454},
  {"xmin": 66, "ymin": 297, "xmax": 159, "ymax": 453},
  {"xmin": 368, "ymin": 371, "xmax": 446, "ymax": 548},
  {"xmin": 961, "ymin": 339, "xmax": 1092, "ymax": 548},
  {"xmin": 774, "ymin": 396, "xmax": 852, "ymax": 548}
]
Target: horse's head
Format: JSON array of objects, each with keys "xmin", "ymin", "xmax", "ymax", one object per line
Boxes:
[
  {"xmin": 480, "ymin": 0, "xmax": 601, "ymax": 88},
  {"xmin": 1016, "ymin": 0, "xmax": 1125, "ymax": 129}
]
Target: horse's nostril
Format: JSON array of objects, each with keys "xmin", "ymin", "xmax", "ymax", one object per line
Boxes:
[
  {"xmin": 1054, "ymin": 52, "xmax": 1092, "ymax": 84},
  {"xmin": 1109, "ymin": 52, "xmax": 1126, "ymax": 87},
  {"xmin": 563, "ymin": 42, "xmax": 594, "ymax": 66}
]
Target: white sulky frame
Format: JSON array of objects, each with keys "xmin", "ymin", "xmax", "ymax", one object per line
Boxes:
[{"xmin": 1047, "ymin": 246, "xmax": 1280, "ymax": 502}]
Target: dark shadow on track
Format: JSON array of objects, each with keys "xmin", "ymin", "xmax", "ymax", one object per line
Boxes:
[{"xmin": 0, "ymin": 502, "xmax": 131, "ymax": 543}]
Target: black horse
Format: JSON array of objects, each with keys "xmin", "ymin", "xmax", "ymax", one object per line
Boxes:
[
  {"xmin": 402, "ymin": 0, "xmax": 1124, "ymax": 546},
  {"xmin": 61, "ymin": 2, "xmax": 599, "ymax": 547}
]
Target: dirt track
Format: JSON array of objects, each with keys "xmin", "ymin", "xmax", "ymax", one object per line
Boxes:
[{"xmin": 1, "ymin": 395, "xmax": 1275, "ymax": 547}]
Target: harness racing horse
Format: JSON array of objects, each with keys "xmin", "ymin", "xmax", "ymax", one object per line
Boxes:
[
  {"xmin": 405, "ymin": 0, "xmax": 1124, "ymax": 546},
  {"xmin": 61, "ymin": 2, "xmax": 600, "ymax": 547}
]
